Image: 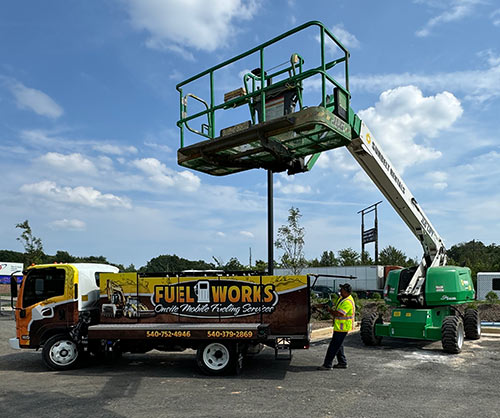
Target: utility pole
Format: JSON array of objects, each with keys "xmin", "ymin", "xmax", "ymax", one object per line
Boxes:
[{"xmin": 358, "ymin": 201, "xmax": 382, "ymax": 264}]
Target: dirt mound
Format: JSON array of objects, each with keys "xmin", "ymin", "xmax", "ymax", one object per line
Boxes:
[{"xmin": 476, "ymin": 303, "xmax": 500, "ymax": 322}]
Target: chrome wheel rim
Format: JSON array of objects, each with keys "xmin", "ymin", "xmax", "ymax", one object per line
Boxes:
[
  {"xmin": 49, "ymin": 339, "xmax": 78, "ymax": 366},
  {"xmin": 203, "ymin": 343, "xmax": 230, "ymax": 371}
]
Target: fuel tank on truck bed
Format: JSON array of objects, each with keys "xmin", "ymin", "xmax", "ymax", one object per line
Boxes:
[{"xmin": 88, "ymin": 272, "xmax": 311, "ymax": 343}]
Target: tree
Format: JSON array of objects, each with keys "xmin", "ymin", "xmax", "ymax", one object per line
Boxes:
[
  {"xmin": 378, "ymin": 245, "xmax": 408, "ymax": 266},
  {"xmin": 54, "ymin": 250, "xmax": 76, "ymax": 263},
  {"xmin": 319, "ymin": 250, "xmax": 338, "ymax": 267},
  {"xmin": 224, "ymin": 257, "xmax": 247, "ymax": 271},
  {"xmin": 16, "ymin": 220, "xmax": 44, "ymax": 265},
  {"xmin": 254, "ymin": 259, "xmax": 268, "ymax": 272},
  {"xmin": 140, "ymin": 254, "xmax": 214, "ymax": 273},
  {"xmin": 337, "ymin": 248, "xmax": 360, "ymax": 266},
  {"xmin": 122, "ymin": 264, "xmax": 136, "ymax": 272},
  {"xmin": 275, "ymin": 207, "xmax": 307, "ymax": 274},
  {"xmin": 361, "ymin": 250, "xmax": 374, "ymax": 265},
  {"xmin": 308, "ymin": 258, "xmax": 321, "ymax": 267}
]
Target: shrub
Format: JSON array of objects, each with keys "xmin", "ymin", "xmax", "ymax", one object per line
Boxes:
[
  {"xmin": 466, "ymin": 301, "xmax": 479, "ymax": 310},
  {"xmin": 371, "ymin": 292, "xmax": 381, "ymax": 300},
  {"xmin": 485, "ymin": 291, "xmax": 499, "ymax": 303},
  {"xmin": 377, "ymin": 303, "xmax": 388, "ymax": 315}
]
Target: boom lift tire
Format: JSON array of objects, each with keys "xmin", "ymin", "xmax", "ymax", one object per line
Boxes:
[
  {"xmin": 42, "ymin": 334, "xmax": 80, "ymax": 371},
  {"xmin": 196, "ymin": 341, "xmax": 240, "ymax": 375},
  {"xmin": 360, "ymin": 312, "xmax": 383, "ymax": 346},
  {"xmin": 464, "ymin": 309, "xmax": 481, "ymax": 340},
  {"xmin": 441, "ymin": 316, "xmax": 464, "ymax": 354}
]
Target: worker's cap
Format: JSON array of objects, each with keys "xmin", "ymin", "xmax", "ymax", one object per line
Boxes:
[{"xmin": 339, "ymin": 283, "xmax": 352, "ymax": 293}]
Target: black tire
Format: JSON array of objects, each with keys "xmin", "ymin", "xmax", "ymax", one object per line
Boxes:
[
  {"xmin": 464, "ymin": 309, "xmax": 481, "ymax": 340},
  {"xmin": 361, "ymin": 312, "xmax": 383, "ymax": 346},
  {"xmin": 196, "ymin": 341, "xmax": 238, "ymax": 375},
  {"xmin": 441, "ymin": 316, "xmax": 464, "ymax": 354},
  {"xmin": 42, "ymin": 334, "xmax": 80, "ymax": 371}
]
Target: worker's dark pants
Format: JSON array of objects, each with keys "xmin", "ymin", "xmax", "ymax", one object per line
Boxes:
[{"xmin": 323, "ymin": 331, "xmax": 348, "ymax": 367}]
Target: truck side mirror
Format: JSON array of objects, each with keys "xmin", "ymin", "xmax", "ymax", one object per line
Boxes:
[{"xmin": 10, "ymin": 276, "xmax": 18, "ymax": 298}]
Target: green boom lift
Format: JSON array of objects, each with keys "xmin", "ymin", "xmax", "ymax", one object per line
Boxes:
[{"xmin": 175, "ymin": 21, "xmax": 480, "ymax": 353}]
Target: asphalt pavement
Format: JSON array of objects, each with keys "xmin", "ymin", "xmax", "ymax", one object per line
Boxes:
[{"xmin": 0, "ymin": 315, "xmax": 499, "ymax": 418}]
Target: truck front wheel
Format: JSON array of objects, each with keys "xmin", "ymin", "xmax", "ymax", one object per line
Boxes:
[
  {"xmin": 196, "ymin": 342, "xmax": 238, "ymax": 375},
  {"xmin": 42, "ymin": 334, "xmax": 80, "ymax": 371}
]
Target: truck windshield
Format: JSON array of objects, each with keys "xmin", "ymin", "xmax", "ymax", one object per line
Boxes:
[{"xmin": 23, "ymin": 268, "xmax": 66, "ymax": 308}]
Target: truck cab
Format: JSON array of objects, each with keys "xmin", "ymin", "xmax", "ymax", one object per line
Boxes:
[{"xmin": 10, "ymin": 263, "xmax": 119, "ymax": 351}]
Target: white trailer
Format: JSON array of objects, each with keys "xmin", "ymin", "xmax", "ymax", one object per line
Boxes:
[
  {"xmin": 0, "ymin": 262, "xmax": 24, "ymax": 284},
  {"xmin": 275, "ymin": 265, "xmax": 398, "ymax": 296},
  {"xmin": 477, "ymin": 272, "xmax": 500, "ymax": 300}
]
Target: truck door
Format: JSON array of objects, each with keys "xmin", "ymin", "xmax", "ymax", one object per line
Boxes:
[{"xmin": 16, "ymin": 266, "xmax": 78, "ymax": 347}]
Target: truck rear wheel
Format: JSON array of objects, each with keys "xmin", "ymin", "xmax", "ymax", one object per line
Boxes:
[
  {"xmin": 361, "ymin": 312, "xmax": 383, "ymax": 346},
  {"xmin": 464, "ymin": 309, "xmax": 481, "ymax": 340},
  {"xmin": 196, "ymin": 341, "xmax": 238, "ymax": 375},
  {"xmin": 42, "ymin": 334, "xmax": 80, "ymax": 371},
  {"xmin": 441, "ymin": 316, "xmax": 464, "ymax": 354}
]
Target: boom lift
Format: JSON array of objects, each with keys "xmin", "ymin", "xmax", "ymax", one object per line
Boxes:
[{"xmin": 176, "ymin": 21, "xmax": 480, "ymax": 353}]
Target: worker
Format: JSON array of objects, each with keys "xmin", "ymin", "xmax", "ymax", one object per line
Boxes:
[{"xmin": 317, "ymin": 283, "xmax": 355, "ymax": 370}]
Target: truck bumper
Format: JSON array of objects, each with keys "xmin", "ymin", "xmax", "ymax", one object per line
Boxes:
[{"xmin": 9, "ymin": 337, "xmax": 20, "ymax": 350}]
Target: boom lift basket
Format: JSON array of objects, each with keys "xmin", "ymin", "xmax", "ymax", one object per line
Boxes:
[{"xmin": 176, "ymin": 21, "xmax": 358, "ymax": 176}]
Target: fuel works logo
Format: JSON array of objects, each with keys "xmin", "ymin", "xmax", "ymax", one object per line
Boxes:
[{"xmin": 152, "ymin": 280, "xmax": 278, "ymax": 318}]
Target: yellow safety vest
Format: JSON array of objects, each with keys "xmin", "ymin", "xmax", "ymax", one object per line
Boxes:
[{"xmin": 333, "ymin": 295, "xmax": 355, "ymax": 332}]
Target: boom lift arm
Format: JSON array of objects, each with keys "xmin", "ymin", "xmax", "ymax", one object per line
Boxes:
[
  {"xmin": 346, "ymin": 121, "xmax": 447, "ymax": 306},
  {"xmin": 175, "ymin": 21, "xmax": 447, "ymax": 308}
]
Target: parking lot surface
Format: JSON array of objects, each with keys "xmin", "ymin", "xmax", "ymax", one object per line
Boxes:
[{"xmin": 0, "ymin": 316, "xmax": 498, "ymax": 418}]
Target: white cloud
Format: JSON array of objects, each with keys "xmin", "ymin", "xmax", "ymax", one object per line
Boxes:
[
  {"xmin": 93, "ymin": 144, "xmax": 138, "ymax": 155},
  {"xmin": 240, "ymin": 230, "xmax": 254, "ymax": 238},
  {"xmin": 7, "ymin": 80, "xmax": 63, "ymax": 119},
  {"xmin": 358, "ymin": 85, "xmax": 462, "ymax": 172},
  {"xmin": 124, "ymin": 0, "xmax": 259, "ymax": 56},
  {"xmin": 50, "ymin": 218, "xmax": 86, "ymax": 231},
  {"xmin": 144, "ymin": 141, "xmax": 172, "ymax": 153},
  {"xmin": 478, "ymin": 49, "xmax": 500, "ymax": 67},
  {"xmin": 449, "ymin": 150, "xmax": 500, "ymax": 192},
  {"xmin": 20, "ymin": 181, "xmax": 131, "ymax": 209},
  {"xmin": 39, "ymin": 152, "xmax": 96, "ymax": 174},
  {"xmin": 274, "ymin": 180, "xmax": 312, "ymax": 195},
  {"xmin": 316, "ymin": 147, "xmax": 358, "ymax": 171},
  {"xmin": 133, "ymin": 157, "xmax": 201, "ymax": 192},
  {"xmin": 96, "ymin": 156, "xmax": 114, "ymax": 171},
  {"xmin": 492, "ymin": 9, "xmax": 500, "ymax": 26},
  {"xmin": 216, "ymin": 231, "xmax": 226, "ymax": 237},
  {"xmin": 350, "ymin": 56, "xmax": 500, "ymax": 102},
  {"xmin": 415, "ymin": 0, "xmax": 482, "ymax": 37},
  {"xmin": 426, "ymin": 171, "xmax": 448, "ymax": 190},
  {"xmin": 330, "ymin": 24, "xmax": 360, "ymax": 49}
]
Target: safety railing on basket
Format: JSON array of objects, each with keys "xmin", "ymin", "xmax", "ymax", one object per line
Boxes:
[{"xmin": 176, "ymin": 21, "xmax": 351, "ymax": 149}]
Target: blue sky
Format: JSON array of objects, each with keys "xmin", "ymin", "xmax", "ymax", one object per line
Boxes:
[{"xmin": 1, "ymin": 0, "xmax": 500, "ymax": 268}]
